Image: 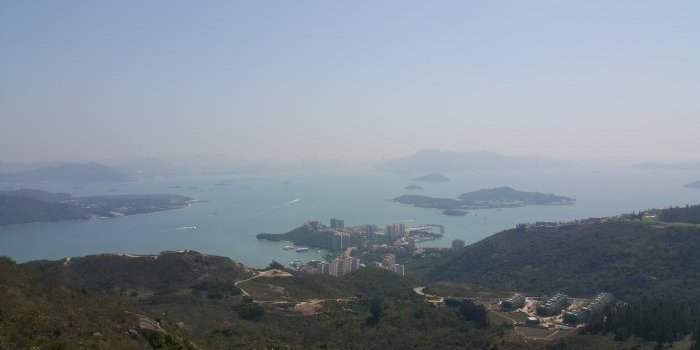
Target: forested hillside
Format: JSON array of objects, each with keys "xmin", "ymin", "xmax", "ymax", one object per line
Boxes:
[
  {"xmin": 0, "ymin": 257, "xmax": 199, "ymax": 350},
  {"xmin": 0, "ymin": 194, "xmax": 90, "ymax": 225},
  {"xmin": 430, "ymin": 221, "xmax": 700, "ymax": 302}
]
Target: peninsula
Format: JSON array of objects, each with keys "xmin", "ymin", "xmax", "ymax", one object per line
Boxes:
[
  {"xmin": 394, "ymin": 186, "xmax": 574, "ymax": 214},
  {"xmin": 257, "ymin": 219, "xmax": 443, "ymax": 252},
  {"xmin": 0, "ymin": 189, "xmax": 194, "ymax": 226}
]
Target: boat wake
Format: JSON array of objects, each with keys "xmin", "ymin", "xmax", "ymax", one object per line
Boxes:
[{"xmin": 285, "ymin": 198, "xmax": 301, "ymax": 206}]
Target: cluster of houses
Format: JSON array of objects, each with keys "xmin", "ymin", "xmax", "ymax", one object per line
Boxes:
[
  {"xmin": 499, "ymin": 292, "xmax": 616, "ymax": 326},
  {"xmin": 563, "ymin": 293, "xmax": 615, "ymax": 325},
  {"xmin": 536, "ymin": 293, "xmax": 570, "ymax": 316}
]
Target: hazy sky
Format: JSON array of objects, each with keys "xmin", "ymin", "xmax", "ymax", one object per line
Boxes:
[{"xmin": 2, "ymin": 1, "xmax": 699, "ymax": 163}]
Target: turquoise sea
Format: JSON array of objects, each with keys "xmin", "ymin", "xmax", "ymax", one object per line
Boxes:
[{"xmin": 1, "ymin": 167, "xmax": 698, "ymax": 267}]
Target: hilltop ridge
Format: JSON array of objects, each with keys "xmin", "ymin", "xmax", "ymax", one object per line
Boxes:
[{"xmin": 425, "ymin": 206, "xmax": 700, "ymax": 302}]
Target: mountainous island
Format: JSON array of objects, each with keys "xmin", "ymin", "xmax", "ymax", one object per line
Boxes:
[
  {"xmin": 394, "ymin": 186, "xmax": 575, "ymax": 215},
  {"xmin": 0, "ymin": 189, "xmax": 193, "ymax": 225},
  {"xmin": 411, "ymin": 172, "xmax": 450, "ymax": 182},
  {"xmin": 685, "ymin": 181, "xmax": 700, "ymax": 189}
]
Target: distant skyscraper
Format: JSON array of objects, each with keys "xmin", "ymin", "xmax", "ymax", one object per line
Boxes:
[
  {"xmin": 365, "ymin": 225, "xmax": 376, "ymax": 239},
  {"xmin": 332, "ymin": 232, "xmax": 347, "ymax": 250},
  {"xmin": 329, "ymin": 259, "xmax": 339, "ymax": 276}
]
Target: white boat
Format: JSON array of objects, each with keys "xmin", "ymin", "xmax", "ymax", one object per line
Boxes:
[
  {"xmin": 295, "ymin": 247, "xmax": 309, "ymax": 253},
  {"xmin": 282, "ymin": 245, "xmax": 295, "ymax": 251}
]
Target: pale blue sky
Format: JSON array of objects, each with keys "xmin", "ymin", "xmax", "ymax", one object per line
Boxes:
[{"xmin": 1, "ymin": 1, "xmax": 698, "ymax": 162}]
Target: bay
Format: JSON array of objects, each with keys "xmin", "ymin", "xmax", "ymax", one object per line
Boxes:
[{"xmin": 0, "ymin": 166, "xmax": 698, "ymax": 267}]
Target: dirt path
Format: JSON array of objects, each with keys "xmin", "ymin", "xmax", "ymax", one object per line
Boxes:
[
  {"xmin": 234, "ymin": 269, "xmax": 293, "ymax": 296},
  {"xmin": 235, "ymin": 270, "xmax": 355, "ymax": 314}
]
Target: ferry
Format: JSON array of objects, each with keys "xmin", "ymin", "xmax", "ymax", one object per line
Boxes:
[{"xmin": 295, "ymin": 247, "xmax": 309, "ymax": 253}]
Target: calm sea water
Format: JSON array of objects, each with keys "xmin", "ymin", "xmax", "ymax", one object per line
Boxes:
[{"xmin": 0, "ymin": 167, "xmax": 698, "ymax": 267}]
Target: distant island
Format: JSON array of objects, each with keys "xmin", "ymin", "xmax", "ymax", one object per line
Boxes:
[
  {"xmin": 685, "ymin": 181, "xmax": 700, "ymax": 189},
  {"xmin": 404, "ymin": 184, "xmax": 423, "ymax": 190},
  {"xmin": 411, "ymin": 172, "xmax": 450, "ymax": 183},
  {"xmin": 394, "ymin": 186, "xmax": 574, "ymax": 214},
  {"xmin": 0, "ymin": 189, "xmax": 194, "ymax": 226},
  {"xmin": 634, "ymin": 161, "xmax": 700, "ymax": 171},
  {"xmin": 377, "ymin": 149, "xmax": 566, "ymax": 173},
  {"xmin": 0, "ymin": 162, "xmax": 130, "ymax": 185}
]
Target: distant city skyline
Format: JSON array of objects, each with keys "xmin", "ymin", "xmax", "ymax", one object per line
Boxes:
[{"xmin": 2, "ymin": 1, "xmax": 698, "ymax": 163}]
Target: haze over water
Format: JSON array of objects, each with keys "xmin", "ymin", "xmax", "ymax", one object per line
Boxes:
[{"xmin": 1, "ymin": 165, "xmax": 697, "ymax": 267}]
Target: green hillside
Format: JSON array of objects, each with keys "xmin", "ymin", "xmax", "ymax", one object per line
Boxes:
[
  {"xmin": 0, "ymin": 257, "xmax": 199, "ymax": 350},
  {"xmin": 0, "ymin": 194, "xmax": 90, "ymax": 225},
  {"xmin": 429, "ymin": 220, "xmax": 700, "ymax": 302}
]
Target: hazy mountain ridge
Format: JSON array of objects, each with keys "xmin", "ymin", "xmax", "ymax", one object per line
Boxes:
[
  {"xmin": 379, "ymin": 150, "xmax": 567, "ymax": 173},
  {"xmin": 634, "ymin": 161, "xmax": 700, "ymax": 171},
  {"xmin": 0, "ymin": 162, "xmax": 130, "ymax": 184},
  {"xmin": 412, "ymin": 172, "xmax": 450, "ymax": 182},
  {"xmin": 685, "ymin": 181, "xmax": 700, "ymax": 189}
]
